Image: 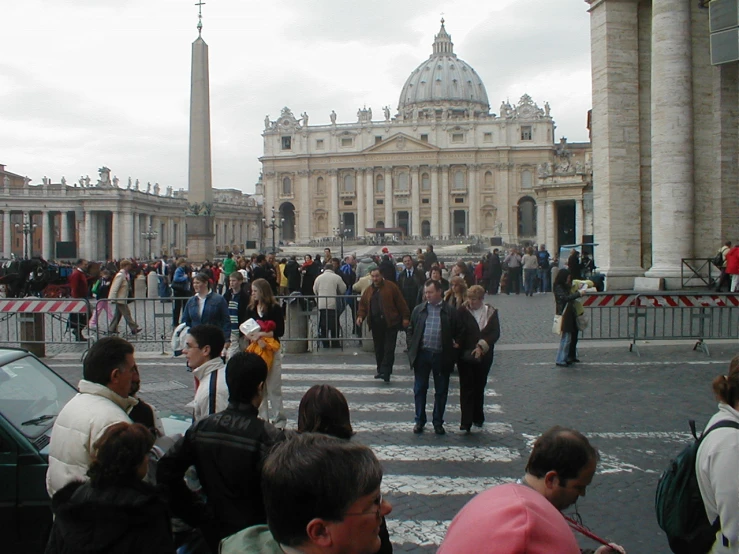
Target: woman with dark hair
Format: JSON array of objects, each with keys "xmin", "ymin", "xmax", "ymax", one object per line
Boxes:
[
  {"xmin": 245, "ymin": 278, "xmax": 286, "ymax": 429},
  {"xmin": 298, "ymin": 384, "xmax": 354, "ymax": 440},
  {"xmin": 696, "ymin": 362, "xmax": 739, "ymax": 554},
  {"xmin": 296, "ymin": 385, "xmax": 392, "ymax": 554},
  {"xmin": 553, "ymin": 268, "xmax": 586, "ymax": 367},
  {"xmin": 46, "ymin": 422, "xmax": 175, "ymax": 554},
  {"xmin": 181, "ymin": 272, "xmax": 231, "ymax": 350}
]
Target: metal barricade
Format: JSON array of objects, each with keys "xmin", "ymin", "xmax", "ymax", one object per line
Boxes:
[
  {"xmin": 0, "ymin": 298, "xmax": 94, "ymax": 357},
  {"xmin": 87, "ymin": 297, "xmax": 178, "ymax": 355},
  {"xmin": 581, "ymin": 292, "xmax": 739, "ymax": 356}
]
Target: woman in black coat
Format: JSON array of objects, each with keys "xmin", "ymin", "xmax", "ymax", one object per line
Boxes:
[
  {"xmin": 46, "ymin": 422, "xmax": 175, "ymax": 554},
  {"xmin": 456, "ymin": 285, "xmax": 501, "ymax": 432},
  {"xmin": 553, "ymin": 268, "xmax": 586, "ymax": 367}
]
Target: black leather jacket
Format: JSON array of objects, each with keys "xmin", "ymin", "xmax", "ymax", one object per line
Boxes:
[{"xmin": 156, "ymin": 403, "xmax": 285, "ymax": 543}]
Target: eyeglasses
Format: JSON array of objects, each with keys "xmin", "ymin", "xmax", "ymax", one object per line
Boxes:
[{"xmin": 344, "ymin": 493, "xmax": 383, "ymax": 519}]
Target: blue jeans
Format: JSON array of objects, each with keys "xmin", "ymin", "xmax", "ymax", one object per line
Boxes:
[
  {"xmin": 413, "ymin": 350, "xmax": 450, "ymax": 427},
  {"xmin": 556, "ymin": 332, "xmax": 572, "ymax": 365},
  {"xmin": 538, "ymin": 268, "xmax": 550, "ymax": 292}
]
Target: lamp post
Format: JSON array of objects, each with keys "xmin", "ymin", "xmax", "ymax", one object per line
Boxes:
[
  {"xmin": 262, "ymin": 207, "xmax": 284, "ymax": 254},
  {"xmin": 141, "ymin": 226, "xmax": 158, "ymax": 260},
  {"xmin": 15, "ymin": 215, "xmax": 37, "ymax": 259},
  {"xmin": 333, "ymin": 226, "xmax": 352, "ymax": 260}
]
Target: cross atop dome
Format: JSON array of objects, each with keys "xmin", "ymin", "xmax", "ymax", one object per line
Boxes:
[{"xmin": 433, "ymin": 18, "xmax": 454, "ymax": 55}]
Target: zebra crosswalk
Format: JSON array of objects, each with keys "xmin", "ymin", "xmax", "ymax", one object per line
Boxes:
[{"xmin": 279, "ymin": 362, "xmax": 516, "ymax": 551}]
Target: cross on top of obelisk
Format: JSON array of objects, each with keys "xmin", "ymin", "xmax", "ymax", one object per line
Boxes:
[{"xmin": 196, "ymin": 0, "xmax": 205, "ymax": 35}]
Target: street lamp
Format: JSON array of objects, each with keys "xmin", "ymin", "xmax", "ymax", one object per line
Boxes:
[
  {"xmin": 141, "ymin": 226, "xmax": 158, "ymax": 260},
  {"xmin": 333, "ymin": 226, "xmax": 352, "ymax": 259},
  {"xmin": 15, "ymin": 215, "xmax": 37, "ymax": 259},
  {"xmin": 262, "ymin": 207, "xmax": 284, "ymax": 254}
]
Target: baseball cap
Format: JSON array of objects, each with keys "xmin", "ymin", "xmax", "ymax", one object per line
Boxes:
[
  {"xmin": 382, "ymin": 247, "xmax": 389, "ymax": 253},
  {"xmin": 437, "ymin": 483, "xmax": 580, "ymax": 554}
]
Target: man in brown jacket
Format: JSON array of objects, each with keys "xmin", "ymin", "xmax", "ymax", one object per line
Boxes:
[{"xmin": 357, "ymin": 267, "xmax": 410, "ymax": 383}]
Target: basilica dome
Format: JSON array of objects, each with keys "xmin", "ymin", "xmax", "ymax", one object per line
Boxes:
[{"xmin": 398, "ymin": 21, "xmax": 490, "ymax": 116}]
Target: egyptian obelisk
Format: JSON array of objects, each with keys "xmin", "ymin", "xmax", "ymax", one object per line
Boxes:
[{"xmin": 186, "ymin": 1, "xmax": 215, "ymax": 262}]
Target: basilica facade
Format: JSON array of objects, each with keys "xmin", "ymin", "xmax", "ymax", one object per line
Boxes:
[{"xmin": 260, "ymin": 21, "xmax": 593, "ymax": 251}]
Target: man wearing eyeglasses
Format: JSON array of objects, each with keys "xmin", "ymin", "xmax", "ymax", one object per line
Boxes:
[
  {"xmin": 438, "ymin": 426, "xmax": 625, "ymax": 554},
  {"xmin": 220, "ymin": 433, "xmax": 392, "ymax": 554}
]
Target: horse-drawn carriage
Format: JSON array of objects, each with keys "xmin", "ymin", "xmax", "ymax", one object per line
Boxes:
[{"xmin": 0, "ymin": 258, "xmax": 71, "ymax": 298}]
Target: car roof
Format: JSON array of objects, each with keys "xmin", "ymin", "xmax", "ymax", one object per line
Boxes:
[{"xmin": 0, "ymin": 348, "xmax": 34, "ymax": 366}]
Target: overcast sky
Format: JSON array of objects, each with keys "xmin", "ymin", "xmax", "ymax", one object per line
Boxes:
[{"xmin": 1, "ymin": 0, "xmax": 592, "ymax": 194}]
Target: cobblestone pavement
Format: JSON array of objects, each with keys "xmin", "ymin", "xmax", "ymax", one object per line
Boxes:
[{"xmin": 47, "ymin": 308, "xmax": 737, "ymax": 554}]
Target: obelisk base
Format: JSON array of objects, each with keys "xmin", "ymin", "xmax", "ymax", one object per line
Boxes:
[{"xmin": 185, "ymin": 215, "xmax": 215, "ymax": 263}]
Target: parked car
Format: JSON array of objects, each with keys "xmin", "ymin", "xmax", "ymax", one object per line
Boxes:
[
  {"xmin": 0, "ymin": 347, "xmax": 189, "ymax": 553},
  {"xmin": 0, "ymin": 347, "xmax": 77, "ymax": 553}
]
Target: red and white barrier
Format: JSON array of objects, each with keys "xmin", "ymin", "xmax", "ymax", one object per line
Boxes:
[
  {"xmin": 0, "ymin": 299, "xmax": 88, "ymax": 314},
  {"xmin": 583, "ymin": 294, "xmax": 739, "ymax": 308}
]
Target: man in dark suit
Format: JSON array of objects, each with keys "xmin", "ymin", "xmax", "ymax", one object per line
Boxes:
[{"xmin": 398, "ymin": 255, "xmax": 425, "ymax": 346}]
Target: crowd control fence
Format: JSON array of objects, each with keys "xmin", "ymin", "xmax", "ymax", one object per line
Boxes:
[{"xmin": 580, "ymin": 292, "xmax": 739, "ymax": 356}]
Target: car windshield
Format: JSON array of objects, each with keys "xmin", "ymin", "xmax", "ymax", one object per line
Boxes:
[{"xmin": 0, "ymin": 355, "xmax": 77, "ymax": 440}]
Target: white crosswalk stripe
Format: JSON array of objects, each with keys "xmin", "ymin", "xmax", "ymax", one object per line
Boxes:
[
  {"xmin": 387, "ymin": 520, "xmax": 451, "ymax": 547},
  {"xmin": 383, "ymin": 475, "xmax": 516, "ymax": 495},
  {"xmin": 351, "ymin": 421, "xmax": 513, "ymax": 435},
  {"xmin": 280, "ymin": 385, "xmax": 498, "ymax": 397},
  {"xmin": 282, "ymin": 400, "xmax": 502, "ymax": 414},
  {"xmin": 373, "ymin": 445, "xmax": 520, "ymax": 463}
]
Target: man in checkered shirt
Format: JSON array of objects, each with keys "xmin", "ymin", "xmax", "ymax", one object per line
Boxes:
[{"xmin": 407, "ymin": 279, "xmax": 466, "ymax": 435}]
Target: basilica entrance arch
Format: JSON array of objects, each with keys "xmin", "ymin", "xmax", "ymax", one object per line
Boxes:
[
  {"xmin": 280, "ymin": 202, "xmax": 296, "ymax": 241},
  {"xmin": 517, "ymin": 196, "xmax": 537, "ymax": 239}
]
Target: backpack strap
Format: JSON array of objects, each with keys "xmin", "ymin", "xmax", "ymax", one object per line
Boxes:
[
  {"xmin": 699, "ymin": 419, "xmax": 739, "ymax": 443},
  {"xmin": 208, "ymin": 370, "xmax": 218, "ymax": 415}
]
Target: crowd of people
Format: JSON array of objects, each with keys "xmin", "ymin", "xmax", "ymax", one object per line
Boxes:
[{"xmin": 43, "ymin": 332, "xmax": 640, "ymax": 554}]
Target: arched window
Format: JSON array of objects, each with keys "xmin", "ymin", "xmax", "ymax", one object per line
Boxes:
[
  {"xmin": 521, "ymin": 170, "xmax": 532, "ymax": 189},
  {"xmin": 282, "ymin": 176, "xmax": 292, "ymax": 195},
  {"xmin": 398, "ymin": 172, "xmax": 409, "ymax": 190},
  {"xmin": 375, "ymin": 175, "xmax": 384, "ymax": 194},
  {"xmin": 453, "ymin": 170, "xmax": 465, "ymax": 190},
  {"xmin": 376, "ymin": 220, "xmax": 385, "ymax": 228},
  {"xmin": 421, "ymin": 173, "xmax": 430, "ymax": 191},
  {"xmin": 316, "ymin": 176, "xmax": 325, "ymax": 195},
  {"xmin": 343, "ymin": 174, "xmax": 355, "ymax": 193},
  {"xmin": 484, "ymin": 171, "xmax": 493, "ymax": 188},
  {"xmin": 518, "ymin": 197, "xmax": 537, "ymax": 237},
  {"xmin": 421, "ymin": 220, "xmax": 431, "ymax": 238}
]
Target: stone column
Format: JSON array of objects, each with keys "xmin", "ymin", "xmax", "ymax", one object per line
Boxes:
[
  {"xmin": 430, "ymin": 166, "xmax": 440, "ymax": 237},
  {"xmin": 365, "ymin": 168, "xmax": 374, "ymax": 231},
  {"xmin": 587, "ymin": 0, "xmax": 644, "ymax": 288},
  {"xmin": 299, "ymin": 170, "xmax": 311, "ymax": 242},
  {"xmin": 575, "ymin": 199, "xmax": 584, "ymax": 245},
  {"xmin": 440, "ymin": 165, "xmax": 450, "ymax": 237},
  {"xmin": 357, "ymin": 169, "xmax": 366, "ymax": 238},
  {"xmin": 545, "ymin": 201, "xmax": 556, "ymax": 252},
  {"xmin": 85, "ymin": 211, "xmax": 95, "ymax": 260},
  {"xmin": 410, "ymin": 165, "xmax": 421, "ymax": 237},
  {"xmin": 61, "ymin": 211, "xmax": 70, "ymax": 242},
  {"xmin": 714, "ymin": 63, "xmax": 739, "ymax": 244},
  {"xmin": 41, "ymin": 210, "xmax": 52, "ymax": 260},
  {"xmin": 111, "ymin": 212, "xmax": 120, "ymax": 260},
  {"xmin": 3, "ymin": 210, "xmax": 11, "ymax": 258},
  {"xmin": 328, "ymin": 170, "xmax": 339, "ymax": 232},
  {"xmin": 645, "ymin": 0, "xmax": 693, "ymax": 280},
  {"xmin": 536, "ymin": 198, "xmax": 547, "ymax": 246},
  {"xmin": 383, "ymin": 167, "xmax": 393, "ymax": 228},
  {"xmin": 468, "ymin": 165, "xmax": 478, "ymax": 236}
]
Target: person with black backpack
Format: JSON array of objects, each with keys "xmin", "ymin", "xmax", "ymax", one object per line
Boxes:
[
  {"xmin": 655, "ymin": 355, "xmax": 739, "ymax": 554},
  {"xmin": 696, "ymin": 357, "xmax": 739, "ymax": 553}
]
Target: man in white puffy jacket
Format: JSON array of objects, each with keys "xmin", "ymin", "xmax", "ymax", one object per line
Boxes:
[
  {"xmin": 46, "ymin": 336, "xmax": 138, "ymax": 497},
  {"xmin": 184, "ymin": 324, "xmax": 229, "ymax": 421}
]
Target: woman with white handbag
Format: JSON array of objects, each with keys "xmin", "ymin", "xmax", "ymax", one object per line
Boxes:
[{"xmin": 552, "ymin": 268, "xmax": 587, "ymax": 367}]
